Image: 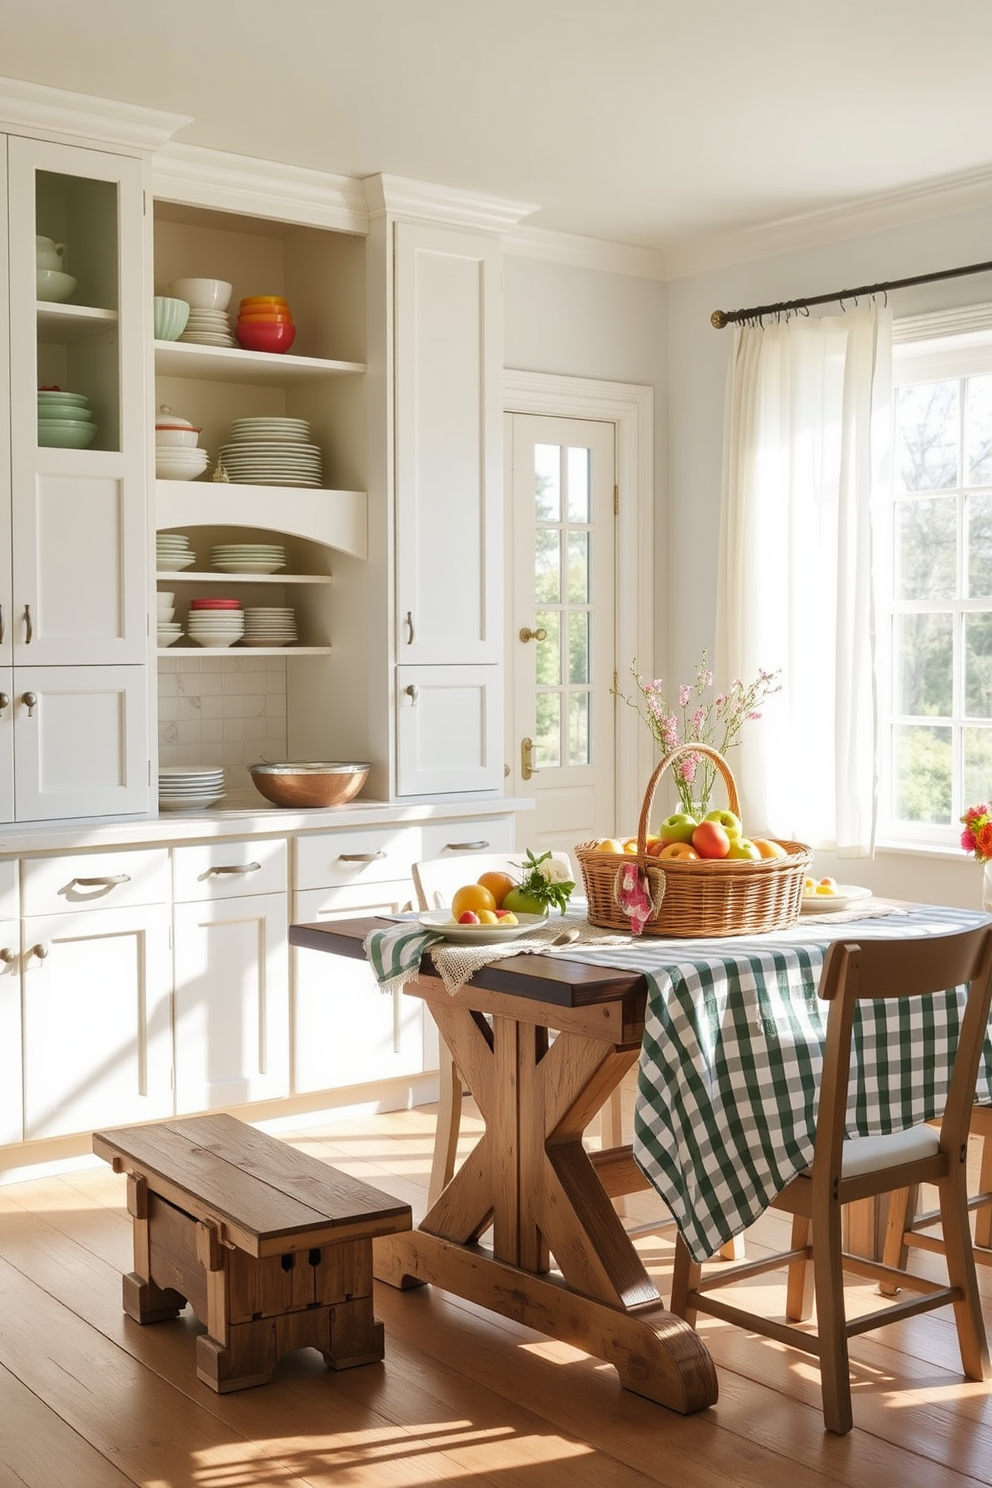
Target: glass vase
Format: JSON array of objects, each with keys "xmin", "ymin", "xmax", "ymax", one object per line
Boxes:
[{"xmin": 983, "ymin": 861, "xmax": 992, "ymax": 912}]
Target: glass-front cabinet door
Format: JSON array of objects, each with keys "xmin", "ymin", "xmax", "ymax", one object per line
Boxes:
[{"xmin": 2, "ymin": 133, "xmax": 149, "ymax": 820}]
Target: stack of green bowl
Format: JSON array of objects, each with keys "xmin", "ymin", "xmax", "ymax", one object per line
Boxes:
[{"xmin": 37, "ymin": 389, "xmax": 97, "ymax": 448}]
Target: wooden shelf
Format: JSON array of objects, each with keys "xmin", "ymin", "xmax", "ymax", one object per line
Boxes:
[
  {"xmin": 156, "ymin": 482, "xmax": 367, "ymax": 559},
  {"xmin": 153, "ymin": 340, "xmax": 365, "ymax": 385}
]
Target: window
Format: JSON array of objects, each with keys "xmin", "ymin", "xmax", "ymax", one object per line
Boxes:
[{"xmin": 878, "ymin": 310, "xmax": 992, "ymax": 846}]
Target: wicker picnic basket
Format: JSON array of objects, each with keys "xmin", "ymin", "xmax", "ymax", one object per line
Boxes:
[{"xmin": 575, "ymin": 743, "xmax": 811, "ymax": 937}]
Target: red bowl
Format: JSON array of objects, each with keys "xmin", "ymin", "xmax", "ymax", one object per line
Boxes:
[
  {"xmin": 235, "ymin": 321, "xmax": 297, "ymax": 354},
  {"xmin": 190, "ymin": 598, "xmax": 242, "ymax": 609},
  {"xmin": 237, "ymin": 311, "xmax": 295, "ymax": 324}
]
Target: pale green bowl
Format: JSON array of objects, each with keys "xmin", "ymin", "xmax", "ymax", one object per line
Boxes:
[{"xmin": 38, "ymin": 419, "xmax": 97, "ymax": 448}]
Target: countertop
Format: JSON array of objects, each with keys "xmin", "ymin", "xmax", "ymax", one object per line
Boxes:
[{"xmin": 0, "ymin": 793, "xmax": 532, "ymax": 857}]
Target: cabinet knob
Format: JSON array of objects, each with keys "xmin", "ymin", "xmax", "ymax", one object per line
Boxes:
[
  {"xmin": 29, "ymin": 943, "xmax": 49, "ymax": 962},
  {"xmin": 0, "ymin": 948, "xmax": 16, "ymax": 966},
  {"xmin": 22, "ymin": 692, "xmax": 37, "ymax": 718},
  {"xmin": 405, "ymin": 684, "xmax": 419, "ymax": 704},
  {"xmin": 0, "ymin": 693, "xmax": 9, "ymax": 714}
]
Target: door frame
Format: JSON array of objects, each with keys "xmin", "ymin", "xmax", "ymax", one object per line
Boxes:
[{"xmin": 503, "ymin": 371, "xmax": 655, "ymax": 835}]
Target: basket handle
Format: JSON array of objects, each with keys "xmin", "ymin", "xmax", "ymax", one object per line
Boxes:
[{"xmin": 637, "ymin": 743, "xmax": 741, "ymax": 854}]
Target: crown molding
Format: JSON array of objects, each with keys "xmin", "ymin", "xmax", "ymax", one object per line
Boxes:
[
  {"xmin": 503, "ymin": 223, "xmax": 667, "ymax": 280},
  {"xmin": 363, "ymin": 174, "xmax": 538, "ymax": 233},
  {"xmin": 664, "ymin": 162, "xmax": 992, "ymax": 280},
  {"xmin": 153, "ymin": 142, "xmax": 368, "ymax": 232},
  {"xmin": 0, "ymin": 75, "xmax": 189, "ymax": 154}
]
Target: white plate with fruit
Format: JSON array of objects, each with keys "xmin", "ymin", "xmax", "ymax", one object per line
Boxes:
[
  {"xmin": 800, "ymin": 879, "xmax": 872, "ymax": 914},
  {"xmin": 419, "ymin": 909, "xmax": 549, "ymax": 944}
]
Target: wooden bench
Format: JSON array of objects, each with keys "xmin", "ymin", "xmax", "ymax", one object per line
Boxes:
[{"xmin": 93, "ymin": 1113, "xmax": 413, "ymax": 1393}]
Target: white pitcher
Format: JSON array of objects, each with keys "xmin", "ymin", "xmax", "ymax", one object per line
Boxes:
[{"xmin": 36, "ymin": 236, "xmax": 65, "ymax": 271}]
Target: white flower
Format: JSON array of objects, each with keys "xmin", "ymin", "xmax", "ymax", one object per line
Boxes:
[{"xmin": 538, "ymin": 856, "xmax": 571, "ymax": 884}]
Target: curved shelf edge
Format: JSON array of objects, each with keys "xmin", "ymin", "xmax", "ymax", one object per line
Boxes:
[{"xmin": 156, "ymin": 482, "xmax": 368, "ymax": 559}]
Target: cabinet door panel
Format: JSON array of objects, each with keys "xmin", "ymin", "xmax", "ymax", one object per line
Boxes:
[
  {"xmin": 396, "ymin": 664, "xmax": 502, "ymax": 796},
  {"xmin": 293, "ymin": 883, "xmax": 427, "ymax": 1095},
  {"xmin": 21, "ymin": 905, "xmax": 173, "ymax": 1141},
  {"xmin": 0, "ymin": 918, "xmax": 21, "ymax": 1146},
  {"xmin": 173, "ymin": 893, "xmax": 289, "ymax": 1112},
  {"xmin": 13, "ymin": 665, "xmax": 148, "ymax": 821},
  {"xmin": 394, "ymin": 221, "xmax": 502, "ymax": 666}
]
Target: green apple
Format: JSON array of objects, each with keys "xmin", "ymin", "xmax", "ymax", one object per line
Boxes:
[
  {"xmin": 501, "ymin": 887, "xmax": 549, "ymax": 917},
  {"xmin": 726, "ymin": 837, "xmax": 761, "ymax": 861},
  {"xmin": 704, "ymin": 808, "xmax": 742, "ymax": 839},
  {"xmin": 659, "ymin": 812, "xmax": 698, "ymax": 844}
]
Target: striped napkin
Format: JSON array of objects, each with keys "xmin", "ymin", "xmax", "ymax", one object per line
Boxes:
[{"xmin": 363, "ymin": 922, "xmax": 443, "ymax": 996}]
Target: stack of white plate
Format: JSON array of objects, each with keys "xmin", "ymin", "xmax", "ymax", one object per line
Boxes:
[
  {"xmin": 219, "ymin": 416, "xmax": 323, "ymax": 487},
  {"xmin": 157, "ymin": 533, "xmax": 196, "ymax": 571},
  {"xmin": 179, "ymin": 309, "xmax": 236, "ymax": 347},
  {"xmin": 157, "ymin": 620, "xmax": 183, "ymax": 648},
  {"xmin": 187, "ymin": 608, "xmax": 245, "ymax": 648},
  {"xmin": 243, "ymin": 607, "xmax": 298, "ymax": 646},
  {"xmin": 210, "ymin": 543, "xmax": 286, "ymax": 574},
  {"xmin": 158, "ymin": 765, "xmax": 226, "ymax": 812}
]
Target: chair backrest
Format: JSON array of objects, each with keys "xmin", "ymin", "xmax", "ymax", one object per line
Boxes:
[
  {"xmin": 813, "ymin": 925, "xmax": 992, "ymax": 1183},
  {"xmin": 412, "ymin": 850, "xmax": 574, "ymax": 911}
]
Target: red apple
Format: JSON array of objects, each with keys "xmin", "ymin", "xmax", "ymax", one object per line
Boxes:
[
  {"xmin": 458, "ymin": 910, "xmax": 481, "ymax": 924},
  {"xmin": 692, "ymin": 820, "xmax": 731, "ymax": 858}
]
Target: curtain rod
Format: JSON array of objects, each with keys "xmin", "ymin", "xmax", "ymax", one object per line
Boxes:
[{"xmin": 710, "ymin": 257, "xmax": 992, "ymax": 329}]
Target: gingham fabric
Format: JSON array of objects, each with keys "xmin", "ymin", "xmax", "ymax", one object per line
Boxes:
[{"xmin": 565, "ymin": 902, "xmax": 992, "ymax": 1262}]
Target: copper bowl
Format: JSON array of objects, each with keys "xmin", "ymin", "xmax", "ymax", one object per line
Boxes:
[{"xmin": 249, "ymin": 761, "xmax": 370, "ymax": 809}]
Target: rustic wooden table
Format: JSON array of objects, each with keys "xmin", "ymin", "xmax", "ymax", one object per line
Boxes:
[{"xmin": 289, "ymin": 916, "xmax": 718, "ymax": 1415}]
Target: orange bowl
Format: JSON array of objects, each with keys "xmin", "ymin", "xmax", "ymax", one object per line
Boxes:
[
  {"xmin": 237, "ymin": 311, "xmax": 295, "ymax": 324},
  {"xmin": 240, "ymin": 296, "xmax": 289, "ymax": 308}
]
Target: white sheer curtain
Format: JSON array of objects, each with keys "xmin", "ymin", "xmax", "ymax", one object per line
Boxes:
[{"xmin": 715, "ymin": 303, "xmax": 891, "ymax": 856}]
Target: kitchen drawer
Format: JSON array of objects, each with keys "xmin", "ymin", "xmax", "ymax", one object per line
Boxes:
[
  {"xmin": 20, "ymin": 848, "xmax": 171, "ymax": 917},
  {"xmin": 418, "ymin": 816, "xmax": 516, "ymax": 860},
  {"xmin": 294, "ymin": 825, "xmax": 422, "ymax": 892},
  {"xmin": 172, "ymin": 838, "xmax": 288, "ymax": 902}
]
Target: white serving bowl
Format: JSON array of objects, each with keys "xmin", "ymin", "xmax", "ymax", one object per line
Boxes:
[
  {"xmin": 155, "ymin": 426, "xmax": 200, "ymax": 448},
  {"xmin": 157, "ymin": 606, "xmax": 176, "ymax": 623},
  {"xmin": 37, "ymin": 268, "xmax": 77, "ymax": 302},
  {"xmin": 153, "ymin": 296, "xmax": 190, "ymax": 340},
  {"xmin": 167, "ymin": 277, "xmax": 232, "ymax": 311},
  {"xmin": 155, "ymin": 452, "xmax": 209, "ymax": 481},
  {"xmin": 190, "ymin": 633, "xmax": 241, "ymax": 648}
]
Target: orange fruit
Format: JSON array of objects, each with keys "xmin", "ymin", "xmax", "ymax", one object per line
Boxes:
[
  {"xmin": 477, "ymin": 870, "xmax": 516, "ymax": 908},
  {"xmin": 752, "ymin": 838, "xmax": 787, "ymax": 859},
  {"xmin": 451, "ymin": 883, "xmax": 497, "ymax": 919}
]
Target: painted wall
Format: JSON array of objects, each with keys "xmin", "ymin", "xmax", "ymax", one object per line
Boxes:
[{"xmin": 664, "ymin": 202, "xmax": 992, "ymax": 911}]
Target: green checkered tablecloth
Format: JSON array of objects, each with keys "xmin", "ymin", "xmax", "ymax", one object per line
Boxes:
[{"xmin": 568, "ymin": 902, "xmax": 992, "ymax": 1263}]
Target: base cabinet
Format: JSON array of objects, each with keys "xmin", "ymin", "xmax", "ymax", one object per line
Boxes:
[
  {"xmin": 21, "ymin": 902, "xmax": 173, "ymax": 1140},
  {"xmin": 293, "ymin": 882, "xmax": 427, "ymax": 1095}
]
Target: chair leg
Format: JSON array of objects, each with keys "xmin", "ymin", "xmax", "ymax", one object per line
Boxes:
[
  {"xmin": 785, "ymin": 1214, "xmax": 814, "ymax": 1321},
  {"xmin": 878, "ymin": 1184, "xmax": 915, "ymax": 1295},
  {"xmin": 670, "ymin": 1235, "xmax": 702, "ymax": 1327},
  {"xmin": 813, "ymin": 1205, "xmax": 853, "ymax": 1435},
  {"xmin": 428, "ymin": 1047, "xmax": 463, "ymax": 1208},
  {"xmin": 936, "ymin": 1166, "xmax": 992, "ymax": 1382},
  {"xmin": 974, "ymin": 1131, "xmax": 992, "ymax": 1250}
]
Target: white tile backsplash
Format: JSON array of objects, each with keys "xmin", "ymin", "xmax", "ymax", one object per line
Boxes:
[{"xmin": 158, "ymin": 658, "xmax": 287, "ymax": 792}]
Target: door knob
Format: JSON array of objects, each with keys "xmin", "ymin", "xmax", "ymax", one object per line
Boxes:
[
  {"xmin": 519, "ymin": 627, "xmax": 547, "ymax": 643},
  {"xmin": 521, "ymin": 736, "xmax": 539, "ymax": 780}
]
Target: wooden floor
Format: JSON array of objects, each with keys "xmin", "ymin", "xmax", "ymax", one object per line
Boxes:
[{"xmin": 4, "ymin": 1093, "xmax": 992, "ymax": 1487}]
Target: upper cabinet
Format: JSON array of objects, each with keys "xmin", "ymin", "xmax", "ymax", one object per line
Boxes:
[{"xmin": 0, "ymin": 133, "xmax": 150, "ymax": 821}]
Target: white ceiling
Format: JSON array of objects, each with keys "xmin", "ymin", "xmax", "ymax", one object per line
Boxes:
[{"xmin": 4, "ymin": 0, "xmax": 992, "ymax": 274}]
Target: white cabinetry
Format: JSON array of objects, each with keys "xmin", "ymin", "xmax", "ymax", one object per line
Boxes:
[
  {"xmin": 292, "ymin": 826, "xmax": 429, "ymax": 1095},
  {"xmin": 19, "ymin": 849, "xmax": 172, "ymax": 1141},
  {"xmin": 390, "ymin": 220, "xmax": 504, "ymax": 796},
  {"xmin": 172, "ymin": 838, "xmax": 289, "ymax": 1111},
  {"xmin": 2, "ymin": 135, "xmax": 149, "ymax": 821},
  {"xmin": 0, "ymin": 860, "xmax": 20, "ymax": 1145}
]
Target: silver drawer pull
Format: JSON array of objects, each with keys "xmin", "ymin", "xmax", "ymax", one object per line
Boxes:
[
  {"xmin": 445, "ymin": 841, "xmax": 490, "ymax": 852},
  {"xmin": 339, "ymin": 851, "xmax": 387, "ymax": 863},
  {"xmin": 204, "ymin": 862, "xmax": 262, "ymax": 876},
  {"xmin": 29, "ymin": 943, "xmax": 49, "ymax": 962},
  {"xmin": 0, "ymin": 948, "xmax": 16, "ymax": 965},
  {"xmin": 70, "ymin": 874, "xmax": 131, "ymax": 889}
]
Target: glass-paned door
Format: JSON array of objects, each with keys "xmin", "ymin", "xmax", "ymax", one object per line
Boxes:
[{"xmin": 507, "ymin": 413, "xmax": 616, "ymax": 854}]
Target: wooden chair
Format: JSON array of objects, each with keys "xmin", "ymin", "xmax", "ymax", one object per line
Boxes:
[
  {"xmin": 411, "ymin": 850, "xmax": 629, "ymax": 1207},
  {"xmin": 883, "ymin": 1103, "xmax": 992, "ymax": 1272},
  {"xmin": 669, "ymin": 925, "xmax": 992, "ymax": 1435}
]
